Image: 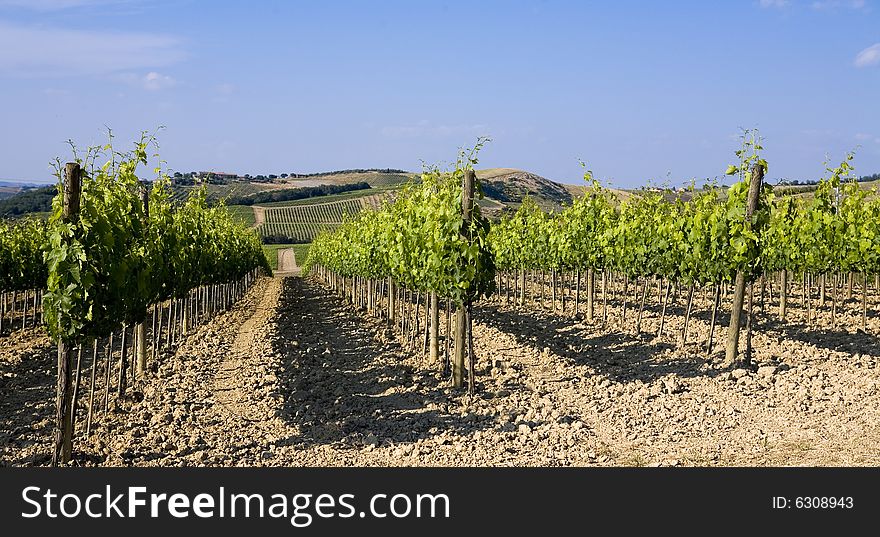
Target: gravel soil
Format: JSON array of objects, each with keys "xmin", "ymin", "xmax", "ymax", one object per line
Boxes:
[{"xmin": 2, "ymin": 276, "xmax": 880, "ymax": 466}]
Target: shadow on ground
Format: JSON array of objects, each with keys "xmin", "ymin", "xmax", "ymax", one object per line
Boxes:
[
  {"xmin": 474, "ymin": 302, "xmax": 732, "ymax": 385},
  {"xmin": 272, "ymin": 277, "xmax": 494, "ymax": 448},
  {"xmin": 0, "ymin": 331, "xmax": 55, "ymax": 466},
  {"xmin": 758, "ymin": 317, "xmax": 880, "ymax": 358}
]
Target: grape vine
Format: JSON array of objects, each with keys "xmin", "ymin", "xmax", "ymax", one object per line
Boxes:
[{"xmin": 42, "ymin": 134, "xmax": 270, "ymax": 345}]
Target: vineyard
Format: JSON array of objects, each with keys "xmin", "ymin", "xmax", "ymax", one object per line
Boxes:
[
  {"xmin": 0, "ymin": 218, "xmax": 47, "ymax": 336},
  {"xmin": 258, "ymin": 223, "xmax": 338, "ymax": 243},
  {"xmin": 4, "ymin": 135, "xmax": 880, "ymax": 468},
  {"xmin": 303, "ymin": 136, "xmax": 880, "ymax": 377},
  {"xmin": 1, "ymin": 135, "xmax": 269, "ymax": 465},
  {"xmin": 169, "ymin": 182, "xmax": 278, "ymax": 203},
  {"xmin": 256, "ymin": 195, "xmax": 384, "ymax": 242}
]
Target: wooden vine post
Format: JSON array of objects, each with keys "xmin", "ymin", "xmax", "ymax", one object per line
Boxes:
[
  {"xmin": 778, "ymin": 269, "xmax": 787, "ymax": 319},
  {"xmin": 724, "ymin": 163, "xmax": 764, "ymax": 367},
  {"xmin": 429, "ymin": 291, "xmax": 439, "ymax": 364},
  {"xmin": 586, "ymin": 269, "xmax": 595, "ymax": 321},
  {"xmin": 53, "ymin": 162, "xmax": 81, "ymax": 466},
  {"xmin": 136, "ymin": 184, "xmax": 149, "ymax": 378},
  {"xmin": 452, "ymin": 169, "xmax": 475, "ymax": 388}
]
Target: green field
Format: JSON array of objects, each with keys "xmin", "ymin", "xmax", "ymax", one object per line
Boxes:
[
  {"xmin": 224, "ymin": 204, "xmax": 256, "ymax": 226},
  {"xmin": 262, "ymin": 243, "xmax": 311, "ymax": 271},
  {"xmin": 264, "ymin": 199, "xmax": 366, "ymax": 223},
  {"xmin": 291, "ymin": 244, "xmax": 311, "ymax": 266},
  {"xmin": 259, "ymin": 222, "xmax": 339, "ymax": 242},
  {"xmin": 283, "ymin": 171, "xmax": 413, "ymax": 188},
  {"xmin": 170, "ymin": 182, "xmax": 277, "ymax": 203},
  {"xmin": 256, "ymin": 185, "xmax": 401, "ymax": 208}
]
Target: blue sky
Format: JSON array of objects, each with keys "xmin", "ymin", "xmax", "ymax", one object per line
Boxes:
[{"xmin": 0, "ymin": 0, "xmax": 878, "ymax": 187}]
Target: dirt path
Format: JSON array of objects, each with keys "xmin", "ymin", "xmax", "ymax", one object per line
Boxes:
[
  {"xmin": 252, "ymin": 205, "xmax": 265, "ymax": 227},
  {"xmin": 211, "ymin": 277, "xmax": 282, "ymax": 425},
  {"xmin": 87, "ymin": 277, "xmax": 292, "ymax": 466},
  {"xmin": 275, "ymin": 248, "xmax": 299, "ymax": 274}
]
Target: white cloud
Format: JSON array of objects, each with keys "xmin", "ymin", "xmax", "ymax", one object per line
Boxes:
[
  {"xmin": 759, "ymin": 0, "xmax": 790, "ymax": 8},
  {"xmin": 215, "ymin": 82, "xmax": 235, "ymax": 95},
  {"xmin": 760, "ymin": 0, "xmax": 869, "ymax": 9},
  {"xmin": 380, "ymin": 120, "xmax": 490, "ymax": 139},
  {"xmin": 141, "ymin": 71, "xmax": 175, "ymax": 90},
  {"xmin": 0, "ymin": 20, "xmax": 184, "ymax": 77},
  {"xmin": 854, "ymin": 43, "xmax": 880, "ymax": 67},
  {"xmin": 855, "ymin": 133, "xmax": 873, "ymax": 141},
  {"xmin": 115, "ymin": 71, "xmax": 176, "ymax": 90},
  {"xmin": 42, "ymin": 87, "xmax": 70, "ymax": 97},
  {"xmin": 811, "ymin": 0, "xmax": 867, "ymax": 9},
  {"xmin": 0, "ymin": 0, "xmax": 130, "ymax": 10},
  {"xmin": 211, "ymin": 82, "xmax": 235, "ymax": 103}
]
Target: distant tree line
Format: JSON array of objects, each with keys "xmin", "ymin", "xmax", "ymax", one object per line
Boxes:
[
  {"xmin": 0, "ymin": 180, "xmax": 373, "ymax": 218},
  {"xmin": 283, "ymin": 168, "xmax": 409, "ymax": 178},
  {"xmin": 226, "ymin": 182, "xmax": 370, "ymax": 206},
  {"xmin": 261, "ymin": 235, "xmax": 311, "ymax": 245},
  {"xmin": 170, "ymin": 168, "xmax": 409, "ymax": 186},
  {"xmin": 778, "ymin": 172, "xmax": 880, "ymax": 186},
  {"xmin": 0, "ymin": 185, "xmax": 56, "ymax": 217}
]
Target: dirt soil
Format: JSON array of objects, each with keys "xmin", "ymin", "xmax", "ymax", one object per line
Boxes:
[
  {"xmin": 252, "ymin": 205, "xmax": 265, "ymax": 227},
  {"xmin": 2, "ymin": 276, "xmax": 880, "ymax": 466}
]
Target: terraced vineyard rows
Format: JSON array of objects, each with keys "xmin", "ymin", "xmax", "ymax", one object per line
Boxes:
[
  {"xmin": 256, "ymin": 195, "xmax": 384, "ymax": 241},
  {"xmin": 259, "ymin": 222, "xmax": 341, "ymax": 242},
  {"xmin": 265, "ymin": 199, "xmax": 361, "ymax": 223},
  {"xmin": 170, "ymin": 183, "xmax": 278, "ymax": 203}
]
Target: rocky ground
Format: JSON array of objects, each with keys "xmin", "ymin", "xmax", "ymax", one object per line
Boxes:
[{"xmin": 2, "ymin": 275, "xmax": 880, "ymax": 466}]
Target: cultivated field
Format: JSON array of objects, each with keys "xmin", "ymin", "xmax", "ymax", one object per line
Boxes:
[{"xmin": 4, "ymin": 274, "xmax": 880, "ymax": 466}]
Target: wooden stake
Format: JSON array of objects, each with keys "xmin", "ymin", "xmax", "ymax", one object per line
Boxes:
[
  {"xmin": 635, "ymin": 277, "xmax": 648, "ymax": 334},
  {"xmin": 745, "ymin": 282, "xmax": 754, "ymax": 365},
  {"xmin": 52, "ymin": 162, "xmax": 81, "ymax": 466},
  {"xmin": 779, "ymin": 269, "xmax": 787, "ymax": 319},
  {"xmin": 86, "ymin": 340, "xmax": 98, "ymax": 436},
  {"xmin": 71, "ymin": 345, "xmax": 84, "ymax": 438},
  {"xmin": 681, "ymin": 283, "xmax": 695, "ymax": 346},
  {"xmin": 657, "ymin": 279, "xmax": 671, "ymax": 338},
  {"xmin": 117, "ymin": 326, "xmax": 127, "ymax": 398},
  {"xmin": 706, "ymin": 283, "xmax": 721, "ymax": 356},
  {"xmin": 863, "ymin": 270, "xmax": 868, "ymax": 332},
  {"xmin": 467, "ymin": 302, "xmax": 475, "ymax": 395},
  {"xmin": 587, "ymin": 268, "xmax": 594, "ymax": 321},
  {"xmin": 724, "ymin": 163, "xmax": 764, "ymax": 366},
  {"xmin": 429, "ymin": 292, "xmax": 439, "ymax": 364},
  {"xmin": 453, "ymin": 169, "xmax": 475, "ymax": 388}
]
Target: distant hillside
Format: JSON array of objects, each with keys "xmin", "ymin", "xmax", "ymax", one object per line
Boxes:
[
  {"xmin": 257, "ymin": 195, "xmax": 386, "ymax": 243},
  {"xmin": 226, "ymin": 182, "xmax": 370, "ymax": 206},
  {"xmin": 0, "ymin": 168, "xmax": 591, "ymax": 222},
  {"xmin": 478, "ymin": 168, "xmax": 572, "ymax": 206},
  {"xmin": 171, "ymin": 170, "xmax": 417, "ymax": 203},
  {"xmin": 0, "ymin": 185, "xmax": 56, "ymax": 217},
  {"xmin": 0, "ymin": 180, "xmax": 47, "ymax": 201},
  {"xmin": 276, "ymin": 170, "xmax": 416, "ymax": 189}
]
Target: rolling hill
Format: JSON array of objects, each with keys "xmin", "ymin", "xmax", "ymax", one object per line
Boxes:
[
  {"xmin": 478, "ymin": 168, "xmax": 573, "ymax": 206},
  {"xmin": 0, "ymin": 181, "xmax": 48, "ymax": 202},
  {"xmin": 170, "ymin": 170, "xmax": 417, "ymax": 203},
  {"xmin": 1, "ymin": 168, "xmax": 589, "ymax": 243},
  {"xmin": 243, "ymin": 168, "xmax": 587, "ymax": 243}
]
